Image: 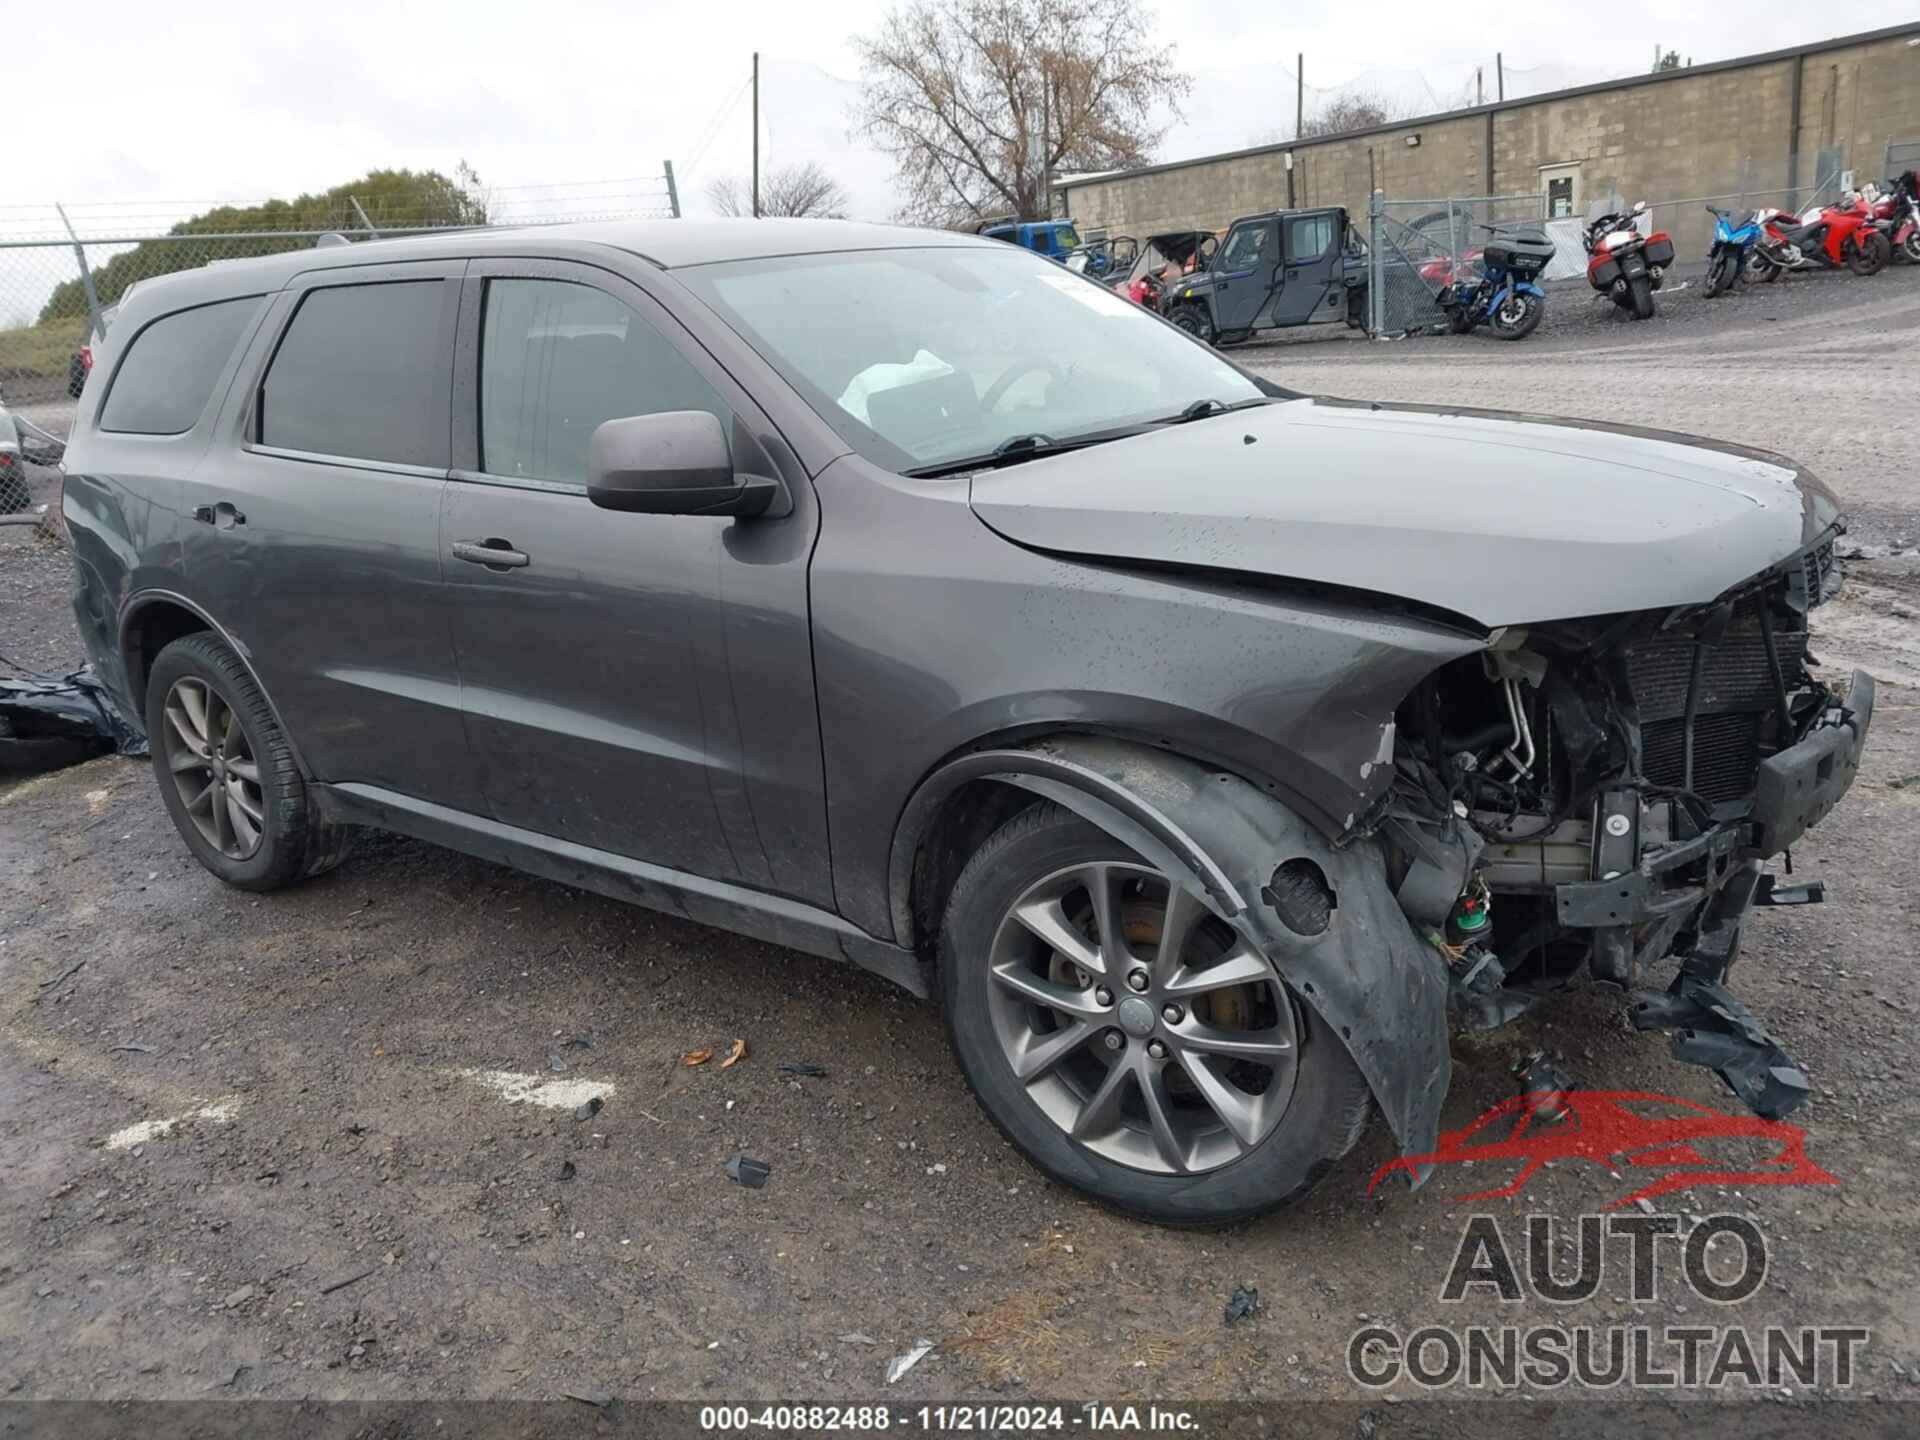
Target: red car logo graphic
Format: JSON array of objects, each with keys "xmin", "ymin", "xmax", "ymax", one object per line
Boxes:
[{"xmin": 1369, "ymin": 1090, "xmax": 1838, "ymax": 1209}]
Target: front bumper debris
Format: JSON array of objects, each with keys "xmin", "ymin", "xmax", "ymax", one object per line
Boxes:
[{"xmin": 1564, "ymin": 671, "xmax": 1873, "ymax": 1120}]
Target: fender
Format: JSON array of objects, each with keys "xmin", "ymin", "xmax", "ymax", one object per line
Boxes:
[
  {"xmin": 898, "ymin": 736, "xmax": 1449, "ymax": 1170},
  {"xmin": 1515, "ymin": 281, "xmax": 1545, "ymax": 298},
  {"xmin": 117, "ymin": 588, "xmax": 314, "ymax": 779}
]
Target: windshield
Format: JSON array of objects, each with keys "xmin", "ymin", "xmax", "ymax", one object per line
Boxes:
[{"xmin": 676, "ymin": 245, "xmax": 1263, "ymax": 472}]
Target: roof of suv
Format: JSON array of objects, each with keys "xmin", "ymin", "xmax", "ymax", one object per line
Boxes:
[{"xmin": 124, "ymin": 218, "xmax": 997, "ymax": 309}]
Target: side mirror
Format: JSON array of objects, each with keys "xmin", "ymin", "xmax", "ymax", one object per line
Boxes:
[{"xmin": 586, "ymin": 410, "xmax": 781, "ymax": 518}]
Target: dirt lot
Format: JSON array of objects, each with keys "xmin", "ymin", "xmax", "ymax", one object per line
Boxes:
[{"xmin": 3, "ymin": 265, "xmax": 1919, "ymax": 1419}]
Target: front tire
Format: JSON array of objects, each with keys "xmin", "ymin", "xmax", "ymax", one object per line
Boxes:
[
  {"xmin": 1628, "ymin": 273, "xmax": 1655, "ymax": 319},
  {"xmin": 145, "ymin": 633, "xmax": 353, "ymax": 891},
  {"xmin": 1705, "ymin": 253, "xmax": 1735, "ymax": 297},
  {"xmin": 1169, "ymin": 304, "xmax": 1215, "ymax": 346},
  {"xmin": 1903, "ymin": 232, "xmax": 1920, "ymax": 266},
  {"xmin": 940, "ymin": 803, "xmax": 1372, "ymax": 1225},
  {"xmin": 1848, "ymin": 231, "xmax": 1890, "ymax": 276},
  {"xmin": 1746, "ymin": 250, "xmax": 1782, "ymax": 284},
  {"xmin": 1489, "ymin": 292, "xmax": 1542, "ymax": 340}
]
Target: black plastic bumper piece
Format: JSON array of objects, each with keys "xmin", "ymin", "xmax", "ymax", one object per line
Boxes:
[
  {"xmin": 1630, "ymin": 976, "xmax": 1811, "ymax": 1120},
  {"xmin": 1751, "ymin": 669, "xmax": 1873, "ymax": 855}
]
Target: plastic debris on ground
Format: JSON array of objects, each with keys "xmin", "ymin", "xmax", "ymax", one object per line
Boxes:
[
  {"xmin": 885, "ymin": 1339, "xmax": 934, "ymax": 1383},
  {"xmin": 0, "ymin": 658, "xmax": 146, "ymax": 773},
  {"xmin": 1224, "ymin": 1283, "xmax": 1260, "ymax": 1327},
  {"xmin": 725, "ymin": 1154, "xmax": 771, "ymax": 1188}
]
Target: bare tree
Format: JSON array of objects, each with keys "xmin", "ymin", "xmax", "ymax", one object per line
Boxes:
[
  {"xmin": 1300, "ymin": 93, "xmax": 1400, "ymax": 139},
  {"xmin": 855, "ymin": 0, "xmax": 1191, "ymax": 227},
  {"xmin": 707, "ymin": 162, "xmax": 852, "ymax": 219}
]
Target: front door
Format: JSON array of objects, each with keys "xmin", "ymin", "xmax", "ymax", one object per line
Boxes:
[
  {"xmin": 186, "ymin": 259, "xmax": 482, "ymax": 812},
  {"xmin": 1271, "ymin": 210, "xmax": 1344, "ymax": 326},
  {"xmin": 441, "ymin": 259, "xmax": 828, "ymax": 899},
  {"xmin": 1211, "ymin": 219, "xmax": 1278, "ymax": 329}
]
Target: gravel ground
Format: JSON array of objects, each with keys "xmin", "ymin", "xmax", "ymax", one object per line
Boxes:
[{"xmin": 3, "ymin": 270, "xmax": 1919, "ymax": 1417}]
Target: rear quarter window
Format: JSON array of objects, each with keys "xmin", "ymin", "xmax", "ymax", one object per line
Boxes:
[{"xmin": 98, "ymin": 296, "xmax": 262, "ymax": 435}]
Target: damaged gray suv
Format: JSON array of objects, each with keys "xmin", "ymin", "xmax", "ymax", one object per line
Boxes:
[{"xmin": 63, "ymin": 220, "xmax": 1870, "ymax": 1223}]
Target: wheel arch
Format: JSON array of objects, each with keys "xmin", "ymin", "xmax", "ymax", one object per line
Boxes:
[
  {"xmin": 119, "ymin": 590, "xmax": 312, "ymax": 778},
  {"xmin": 890, "ymin": 733, "xmax": 1451, "ymax": 1167}
]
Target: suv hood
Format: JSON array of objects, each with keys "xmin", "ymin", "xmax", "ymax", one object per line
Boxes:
[{"xmin": 968, "ymin": 396, "xmax": 1840, "ymax": 629}]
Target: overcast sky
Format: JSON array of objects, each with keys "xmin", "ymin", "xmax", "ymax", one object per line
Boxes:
[{"xmin": 7, "ymin": 0, "xmax": 1917, "ymax": 236}]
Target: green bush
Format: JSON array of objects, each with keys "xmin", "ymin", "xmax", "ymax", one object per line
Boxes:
[{"xmin": 37, "ymin": 167, "xmax": 488, "ymax": 324}]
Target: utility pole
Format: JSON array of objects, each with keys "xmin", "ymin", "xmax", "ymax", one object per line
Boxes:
[
  {"xmin": 1295, "ymin": 53, "xmax": 1304, "ymax": 140},
  {"xmin": 663, "ymin": 160, "xmax": 681, "ymax": 218},
  {"xmin": 1476, "ymin": 67, "xmax": 1483, "ymax": 107},
  {"xmin": 1039, "ymin": 76, "xmax": 1051, "ymax": 218},
  {"xmin": 1496, "ymin": 52, "xmax": 1504, "ymax": 102},
  {"xmin": 751, "ymin": 52, "xmax": 760, "ymax": 219}
]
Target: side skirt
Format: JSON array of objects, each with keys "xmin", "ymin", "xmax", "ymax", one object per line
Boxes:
[{"xmin": 314, "ymin": 783, "xmax": 925, "ymax": 997}]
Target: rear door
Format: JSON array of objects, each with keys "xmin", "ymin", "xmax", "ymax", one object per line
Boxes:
[
  {"xmin": 441, "ymin": 257, "xmax": 827, "ymax": 897},
  {"xmin": 1211, "ymin": 219, "xmax": 1279, "ymax": 329},
  {"xmin": 1272, "ymin": 210, "xmax": 1344, "ymax": 326},
  {"xmin": 185, "ymin": 259, "xmax": 480, "ymax": 811}
]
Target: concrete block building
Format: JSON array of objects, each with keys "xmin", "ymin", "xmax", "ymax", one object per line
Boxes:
[{"xmin": 1058, "ymin": 23, "xmax": 1920, "ymax": 255}]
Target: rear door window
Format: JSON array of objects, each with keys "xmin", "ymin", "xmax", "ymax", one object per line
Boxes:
[
  {"xmin": 257, "ymin": 280, "xmax": 449, "ymax": 467},
  {"xmin": 1286, "ymin": 213, "xmax": 1336, "ymax": 261},
  {"xmin": 477, "ymin": 277, "xmax": 730, "ymax": 487},
  {"xmin": 99, "ymin": 296, "xmax": 261, "ymax": 435}
]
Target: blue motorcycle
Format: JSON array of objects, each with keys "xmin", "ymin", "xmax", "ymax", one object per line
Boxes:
[
  {"xmin": 1435, "ymin": 223, "xmax": 1555, "ymax": 340},
  {"xmin": 1704, "ymin": 206, "xmax": 1762, "ymax": 297}
]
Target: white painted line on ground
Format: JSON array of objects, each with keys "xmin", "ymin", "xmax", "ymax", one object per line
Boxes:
[
  {"xmin": 106, "ymin": 1098, "xmax": 240, "ymax": 1150},
  {"xmin": 457, "ymin": 1068, "xmax": 614, "ymax": 1110}
]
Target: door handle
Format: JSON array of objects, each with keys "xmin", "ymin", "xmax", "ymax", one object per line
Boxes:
[
  {"xmin": 192, "ymin": 502, "xmax": 246, "ymax": 528},
  {"xmin": 452, "ymin": 538, "xmax": 530, "ymax": 569}
]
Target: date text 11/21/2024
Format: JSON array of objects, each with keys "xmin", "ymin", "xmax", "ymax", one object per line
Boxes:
[{"xmin": 697, "ymin": 1404, "xmax": 1200, "ymax": 1432}]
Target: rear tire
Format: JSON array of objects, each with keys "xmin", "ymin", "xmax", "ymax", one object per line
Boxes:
[
  {"xmin": 1848, "ymin": 231, "xmax": 1890, "ymax": 276},
  {"xmin": 1628, "ymin": 273, "xmax": 1655, "ymax": 319},
  {"xmin": 940, "ymin": 803, "xmax": 1372, "ymax": 1226},
  {"xmin": 145, "ymin": 633, "xmax": 353, "ymax": 892}
]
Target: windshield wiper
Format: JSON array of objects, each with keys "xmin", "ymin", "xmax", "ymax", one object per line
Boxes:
[
  {"xmin": 993, "ymin": 432, "xmax": 1056, "ymax": 457},
  {"xmin": 1162, "ymin": 396, "xmax": 1267, "ymax": 425},
  {"xmin": 902, "ymin": 424, "xmax": 1150, "ymax": 478}
]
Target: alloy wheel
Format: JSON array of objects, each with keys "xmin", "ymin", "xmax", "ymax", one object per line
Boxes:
[
  {"xmin": 984, "ymin": 861, "xmax": 1298, "ymax": 1175},
  {"xmin": 161, "ymin": 677, "xmax": 266, "ymax": 860}
]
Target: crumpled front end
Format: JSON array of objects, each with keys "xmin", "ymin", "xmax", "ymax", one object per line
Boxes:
[{"xmin": 1372, "ymin": 525, "xmax": 1867, "ymax": 1119}]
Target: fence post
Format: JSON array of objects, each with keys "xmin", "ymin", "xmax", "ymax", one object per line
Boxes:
[
  {"xmin": 55, "ymin": 203, "xmax": 105, "ymax": 343},
  {"xmin": 663, "ymin": 160, "xmax": 681, "ymax": 219},
  {"xmin": 1367, "ymin": 190, "xmax": 1383, "ymax": 337}
]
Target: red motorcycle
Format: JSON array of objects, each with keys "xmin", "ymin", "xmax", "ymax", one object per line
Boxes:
[
  {"xmin": 1582, "ymin": 202, "xmax": 1674, "ymax": 320},
  {"xmin": 1749, "ymin": 195, "xmax": 1891, "ymax": 281}
]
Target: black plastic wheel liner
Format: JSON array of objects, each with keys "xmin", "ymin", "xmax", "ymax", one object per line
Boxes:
[{"xmin": 954, "ymin": 736, "xmax": 1451, "ymax": 1182}]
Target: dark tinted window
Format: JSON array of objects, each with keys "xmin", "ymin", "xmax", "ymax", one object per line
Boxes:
[
  {"xmin": 259, "ymin": 280, "xmax": 447, "ymax": 466},
  {"xmin": 99, "ymin": 297, "xmax": 260, "ymax": 435},
  {"xmin": 478, "ymin": 278, "xmax": 729, "ymax": 486}
]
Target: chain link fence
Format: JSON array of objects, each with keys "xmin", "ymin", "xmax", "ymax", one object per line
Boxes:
[
  {"xmin": 0, "ymin": 177, "xmax": 681, "ymax": 446},
  {"xmin": 1366, "ymin": 193, "xmax": 1548, "ymax": 337}
]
